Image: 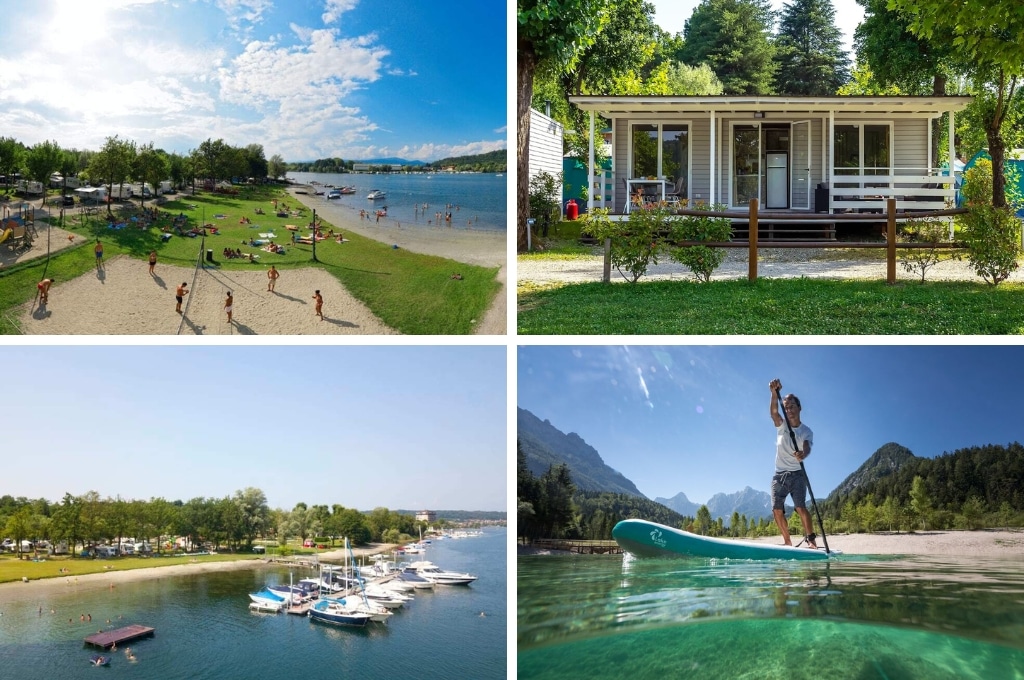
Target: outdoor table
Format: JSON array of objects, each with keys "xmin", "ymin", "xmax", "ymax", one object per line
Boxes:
[{"xmin": 626, "ymin": 179, "xmax": 667, "ymax": 213}]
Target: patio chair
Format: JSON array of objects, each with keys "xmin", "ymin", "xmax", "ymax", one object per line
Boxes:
[{"xmin": 665, "ymin": 176, "xmax": 687, "ymax": 205}]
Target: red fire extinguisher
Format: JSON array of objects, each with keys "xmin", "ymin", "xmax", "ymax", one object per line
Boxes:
[{"xmin": 566, "ymin": 198, "xmax": 578, "ymax": 221}]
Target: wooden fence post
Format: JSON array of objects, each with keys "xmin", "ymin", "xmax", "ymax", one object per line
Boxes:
[
  {"xmin": 887, "ymin": 198, "xmax": 897, "ymax": 284},
  {"xmin": 748, "ymin": 198, "xmax": 759, "ymax": 282},
  {"xmin": 603, "ymin": 237, "xmax": 611, "ymax": 283}
]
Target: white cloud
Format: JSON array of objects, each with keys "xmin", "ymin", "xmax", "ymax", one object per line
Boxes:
[
  {"xmin": 215, "ymin": 0, "xmax": 273, "ymax": 31},
  {"xmin": 322, "ymin": 0, "xmax": 359, "ymax": 24}
]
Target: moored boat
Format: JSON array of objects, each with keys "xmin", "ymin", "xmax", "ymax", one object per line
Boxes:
[
  {"xmin": 367, "ymin": 189, "xmax": 386, "ymax": 200},
  {"xmin": 307, "ymin": 598, "xmax": 372, "ymax": 627},
  {"xmin": 405, "ymin": 561, "xmax": 477, "ymax": 586}
]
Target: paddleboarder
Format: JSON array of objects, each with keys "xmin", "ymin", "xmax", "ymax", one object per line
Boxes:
[{"xmin": 769, "ymin": 378, "xmax": 818, "ymax": 549}]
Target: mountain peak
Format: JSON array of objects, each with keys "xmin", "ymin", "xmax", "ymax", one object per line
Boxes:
[
  {"xmin": 828, "ymin": 442, "xmax": 917, "ymax": 501},
  {"xmin": 517, "ymin": 408, "xmax": 645, "ymax": 497}
]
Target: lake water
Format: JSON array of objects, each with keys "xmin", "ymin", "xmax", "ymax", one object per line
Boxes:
[
  {"xmin": 0, "ymin": 528, "xmax": 506, "ymax": 679},
  {"xmin": 286, "ymin": 171, "xmax": 507, "ymax": 232},
  {"xmin": 518, "ymin": 551, "xmax": 1024, "ymax": 679}
]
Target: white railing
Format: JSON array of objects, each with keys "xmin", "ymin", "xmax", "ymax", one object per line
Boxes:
[{"xmin": 828, "ymin": 169, "xmax": 956, "ymax": 212}]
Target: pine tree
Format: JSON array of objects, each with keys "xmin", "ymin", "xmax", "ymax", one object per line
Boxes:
[
  {"xmin": 773, "ymin": 0, "xmax": 850, "ymax": 94},
  {"xmin": 679, "ymin": 0, "xmax": 778, "ymax": 94}
]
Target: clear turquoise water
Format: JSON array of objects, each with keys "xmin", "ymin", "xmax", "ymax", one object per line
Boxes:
[
  {"xmin": 0, "ymin": 529, "xmax": 506, "ymax": 679},
  {"xmin": 518, "ymin": 551, "xmax": 1024, "ymax": 679},
  {"xmin": 286, "ymin": 171, "xmax": 507, "ymax": 232}
]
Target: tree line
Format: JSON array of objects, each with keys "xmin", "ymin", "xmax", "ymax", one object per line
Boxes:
[
  {"xmin": 0, "ymin": 135, "xmax": 288, "ymax": 208},
  {"xmin": 0, "ymin": 489, "xmax": 441, "ymax": 558}
]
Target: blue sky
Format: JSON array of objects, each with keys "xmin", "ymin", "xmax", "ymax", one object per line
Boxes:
[
  {"xmin": 518, "ymin": 345, "xmax": 1024, "ymax": 504},
  {"xmin": 649, "ymin": 0, "xmax": 865, "ymax": 55},
  {"xmin": 3, "ymin": 346, "xmax": 506, "ymax": 512},
  {"xmin": 0, "ymin": 0, "xmax": 506, "ymax": 162}
]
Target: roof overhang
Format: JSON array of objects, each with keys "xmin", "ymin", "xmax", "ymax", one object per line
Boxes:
[{"xmin": 569, "ymin": 95, "xmax": 973, "ymax": 118}]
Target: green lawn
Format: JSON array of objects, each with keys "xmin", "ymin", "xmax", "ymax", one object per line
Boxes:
[
  {"xmin": 0, "ymin": 552, "xmax": 260, "ymax": 584},
  {"xmin": 518, "ymin": 277, "xmax": 1024, "ymax": 334},
  {"xmin": 0, "ymin": 186, "xmax": 500, "ymax": 334}
]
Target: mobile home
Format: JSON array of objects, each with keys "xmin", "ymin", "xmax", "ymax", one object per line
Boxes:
[
  {"xmin": 569, "ymin": 95, "xmax": 972, "ymax": 217},
  {"xmin": 15, "ymin": 180, "xmax": 44, "ymax": 196},
  {"xmin": 75, "ymin": 186, "xmax": 108, "ymax": 203}
]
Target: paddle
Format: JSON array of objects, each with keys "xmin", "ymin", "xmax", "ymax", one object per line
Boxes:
[{"xmin": 775, "ymin": 386, "xmax": 832, "ymax": 555}]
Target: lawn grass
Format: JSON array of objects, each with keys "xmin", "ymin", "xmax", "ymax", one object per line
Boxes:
[
  {"xmin": 0, "ymin": 552, "xmax": 260, "ymax": 584},
  {"xmin": 518, "ymin": 277, "xmax": 1024, "ymax": 334},
  {"xmin": 0, "ymin": 185, "xmax": 500, "ymax": 334}
]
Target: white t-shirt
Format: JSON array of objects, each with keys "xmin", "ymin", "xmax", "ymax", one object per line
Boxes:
[{"xmin": 775, "ymin": 422, "xmax": 813, "ymax": 472}]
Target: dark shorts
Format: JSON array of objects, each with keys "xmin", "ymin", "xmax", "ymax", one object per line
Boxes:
[
  {"xmin": 175, "ymin": 295, "xmax": 183, "ymax": 303},
  {"xmin": 771, "ymin": 471, "xmax": 807, "ymax": 510}
]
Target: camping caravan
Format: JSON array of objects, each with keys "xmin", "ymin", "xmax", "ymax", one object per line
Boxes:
[
  {"xmin": 109, "ymin": 184, "xmax": 134, "ymax": 200},
  {"xmin": 75, "ymin": 186, "xmax": 108, "ymax": 204},
  {"xmin": 15, "ymin": 180, "xmax": 44, "ymax": 196},
  {"xmin": 51, "ymin": 175, "xmax": 83, "ymax": 189},
  {"xmin": 158, "ymin": 180, "xmax": 172, "ymax": 195},
  {"xmin": 131, "ymin": 182, "xmax": 154, "ymax": 198}
]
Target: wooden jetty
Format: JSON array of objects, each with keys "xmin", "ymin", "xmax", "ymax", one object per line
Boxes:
[
  {"xmin": 531, "ymin": 539, "xmax": 623, "ymax": 555},
  {"xmin": 84, "ymin": 625, "xmax": 155, "ymax": 649}
]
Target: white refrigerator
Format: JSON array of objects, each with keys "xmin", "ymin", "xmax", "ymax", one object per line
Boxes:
[{"xmin": 766, "ymin": 152, "xmax": 788, "ymax": 209}]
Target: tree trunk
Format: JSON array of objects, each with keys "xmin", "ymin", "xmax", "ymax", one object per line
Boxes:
[
  {"xmin": 930, "ymin": 74, "xmax": 947, "ymax": 170},
  {"xmin": 987, "ymin": 125, "xmax": 1006, "ymax": 208},
  {"xmin": 517, "ymin": 42, "xmax": 537, "ymax": 252}
]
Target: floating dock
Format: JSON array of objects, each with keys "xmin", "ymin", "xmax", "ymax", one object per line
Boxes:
[{"xmin": 84, "ymin": 625, "xmax": 155, "ymax": 649}]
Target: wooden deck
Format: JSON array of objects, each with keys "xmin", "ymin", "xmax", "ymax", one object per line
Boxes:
[{"xmin": 83, "ymin": 624, "xmax": 155, "ymax": 649}]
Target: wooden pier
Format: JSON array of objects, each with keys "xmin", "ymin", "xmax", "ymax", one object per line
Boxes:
[
  {"xmin": 84, "ymin": 624, "xmax": 155, "ymax": 649},
  {"xmin": 531, "ymin": 539, "xmax": 623, "ymax": 555}
]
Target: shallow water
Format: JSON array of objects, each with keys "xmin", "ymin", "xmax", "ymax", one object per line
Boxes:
[
  {"xmin": 0, "ymin": 529, "xmax": 506, "ymax": 679},
  {"xmin": 518, "ymin": 552, "xmax": 1024, "ymax": 679},
  {"xmin": 286, "ymin": 171, "xmax": 507, "ymax": 232}
]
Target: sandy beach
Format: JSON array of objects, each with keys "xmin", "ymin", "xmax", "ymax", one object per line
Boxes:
[
  {"xmin": 17, "ymin": 255, "xmax": 397, "ymax": 335},
  {"xmin": 0, "ymin": 543, "xmax": 400, "ymax": 604},
  {"xmin": 748, "ymin": 529, "xmax": 1024, "ymax": 556},
  {"xmin": 288, "ymin": 188, "xmax": 508, "ymax": 334},
  {"xmin": 518, "ymin": 530, "xmax": 1024, "ymax": 558}
]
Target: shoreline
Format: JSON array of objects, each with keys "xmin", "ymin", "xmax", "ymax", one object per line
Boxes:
[
  {"xmin": 517, "ymin": 529, "xmax": 1024, "ymax": 558},
  {"xmin": 288, "ymin": 187, "xmax": 507, "ymax": 335},
  {"xmin": 0, "ymin": 543, "xmax": 400, "ymax": 603}
]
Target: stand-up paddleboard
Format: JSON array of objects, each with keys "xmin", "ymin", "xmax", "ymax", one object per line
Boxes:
[{"xmin": 613, "ymin": 519, "xmax": 838, "ymax": 561}]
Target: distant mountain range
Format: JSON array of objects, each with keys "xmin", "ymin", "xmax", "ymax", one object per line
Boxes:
[
  {"xmin": 519, "ymin": 408, "xmax": 922, "ymax": 525},
  {"xmin": 517, "ymin": 408, "xmax": 645, "ymax": 496}
]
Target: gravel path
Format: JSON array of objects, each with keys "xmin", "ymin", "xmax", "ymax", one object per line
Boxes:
[{"xmin": 518, "ymin": 247, "xmax": 1024, "ymax": 285}]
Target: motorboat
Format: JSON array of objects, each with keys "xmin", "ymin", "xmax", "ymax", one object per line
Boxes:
[
  {"xmin": 326, "ymin": 190, "xmax": 341, "ymax": 199},
  {"xmin": 249, "ymin": 587, "xmax": 287, "ymax": 608},
  {"xmin": 405, "ymin": 561, "xmax": 477, "ymax": 586},
  {"xmin": 308, "ymin": 598, "xmax": 372, "ymax": 627},
  {"xmin": 267, "ymin": 583, "xmax": 315, "ymax": 604},
  {"xmin": 397, "ymin": 569, "xmax": 435, "ymax": 589},
  {"xmin": 367, "ymin": 189, "xmax": 386, "ymax": 200},
  {"xmin": 339, "ymin": 186, "xmax": 356, "ymax": 194}
]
